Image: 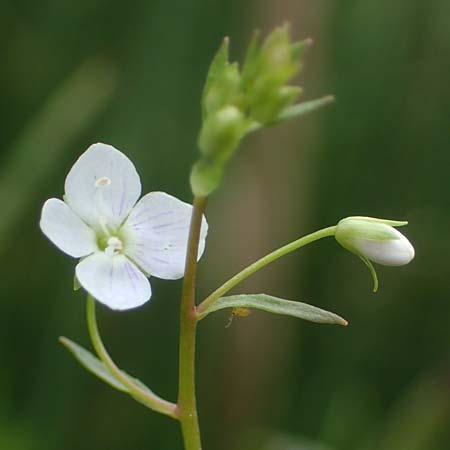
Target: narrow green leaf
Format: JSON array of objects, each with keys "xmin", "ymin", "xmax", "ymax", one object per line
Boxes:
[
  {"xmin": 247, "ymin": 95, "xmax": 334, "ymax": 133},
  {"xmin": 275, "ymin": 95, "xmax": 335, "ymax": 123},
  {"xmin": 59, "ymin": 337, "xmax": 128, "ymax": 392},
  {"xmin": 197, "ymin": 294, "xmax": 348, "ymax": 326},
  {"xmin": 60, "ymin": 337, "xmax": 157, "ymax": 398}
]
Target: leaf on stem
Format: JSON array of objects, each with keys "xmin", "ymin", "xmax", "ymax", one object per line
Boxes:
[
  {"xmin": 275, "ymin": 95, "xmax": 335, "ymax": 123},
  {"xmin": 60, "ymin": 337, "xmax": 127, "ymax": 391},
  {"xmin": 59, "ymin": 337, "xmax": 155, "ymax": 395},
  {"xmin": 197, "ymin": 294, "xmax": 348, "ymax": 326},
  {"xmin": 247, "ymin": 95, "xmax": 334, "ymax": 134}
]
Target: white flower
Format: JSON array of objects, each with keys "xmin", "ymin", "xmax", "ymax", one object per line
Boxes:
[
  {"xmin": 335, "ymin": 216, "xmax": 415, "ymax": 266},
  {"xmin": 40, "ymin": 143, "xmax": 208, "ymax": 310}
]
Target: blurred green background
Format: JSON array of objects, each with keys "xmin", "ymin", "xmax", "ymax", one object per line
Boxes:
[{"xmin": 1, "ymin": 1, "xmax": 449, "ymax": 449}]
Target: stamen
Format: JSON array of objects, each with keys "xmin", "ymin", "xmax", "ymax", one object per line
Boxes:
[{"xmin": 105, "ymin": 236, "xmax": 123, "ymax": 256}]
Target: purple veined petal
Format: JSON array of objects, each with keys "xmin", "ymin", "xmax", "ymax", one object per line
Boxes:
[
  {"xmin": 64, "ymin": 143, "xmax": 141, "ymax": 232},
  {"xmin": 76, "ymin": 252, "xmax": 152, "ymax": 310},
  {"xmin": 40, "ymin": 198, "xmax": 98, "ymax": 258},
  {"xmin": 121, "ymin": 192, "xmax": 208, "ymax": 280}
]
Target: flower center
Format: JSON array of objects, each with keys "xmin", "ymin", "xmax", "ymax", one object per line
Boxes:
[
  {"xmin": 93, "ymin": 176, "xmax": 125, "ymax": 255},
  {"xmin": 104, "ymin": 236, "xmax": 123, "ymax": 256}
]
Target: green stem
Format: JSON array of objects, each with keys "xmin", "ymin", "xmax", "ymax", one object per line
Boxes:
[
  {"xmin": 86, "ymin": 295, "xmax": 178, "ymax": 419},
  {"xmin": 177, "ymin": 196, "xmax": 207, "ymax": 450},
  {"xmin": 197, "ymin": 225, "xmax": 337, "ymax": 316}
]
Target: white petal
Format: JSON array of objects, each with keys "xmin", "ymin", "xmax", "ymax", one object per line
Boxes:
[
  {"xmin": 65, "ymin": 143, "xmax": 141, "ymax": 232},
  {"xmin": 76, "ymin": 253, "xmax": 151, "ymax": 310},
  {"xmin": 40, "ymin": 198, "xmax": 97, "ymax": 258},
  {"xmin": 121, "ymin": 192, "xmax": 208, "ymax": 280},
  {"xmin": 356, "ymin": 230, "xmax": 415, "ymax": 266}
]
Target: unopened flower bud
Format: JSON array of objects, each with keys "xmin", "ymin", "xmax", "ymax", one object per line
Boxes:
[
  {"xmin": 250, "ymin": 85, "xmax": 302, "ymax": 125},
  {"xmin": 335, "ymin": 216, "xmax": 415, "ymax": 292},
  {"xmin": 198, "ymin": 105, "xmax": 247, "ymax": 158},
  {"xmin": 241, "ymin": 24, "xmax": 309, "ymax": 124},
  {"xmin": 204, "ymin": 63, "xmax": 241, "ymax": 115},
  {"xmin": 335, "ymin": 217, "xmax": 415, "ymax": 266}
]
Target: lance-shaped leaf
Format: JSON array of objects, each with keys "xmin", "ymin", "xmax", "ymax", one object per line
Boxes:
[
  {"xmin": 60, "ymin": 337, "xmax": 128, "ymax": 392},
  {"xmin": 275, "ymin": 95, "xmax": 335, "ymax": 123},
  {"xmin": 60, "ymin": 337, "xmax": 156, "ymax": 397},
  {"xmin": 197, "ymin": 294, "xmax": 348, "ymax": 326},
  {"xmin": 247, "ymin": 95, "xmax": 335, "ymax": 134},
  {"xmin": 60, "ymin": 337, "xmax": 177, "ymax": 417}
]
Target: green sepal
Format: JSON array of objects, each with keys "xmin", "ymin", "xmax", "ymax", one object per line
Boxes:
[
  {"xmin": 241, "ymin": 30, "xmax": 262, "ymax": 92},
  {"xmin": 250, "ymin": 85, "xmax": 302, "ymax": 125},
  {"xmin": 347, "ymin": 216, "xmax": 408, "ymax": 227},
  {"xmin": 359, "ymin": 255, "xmax": 379, "ymax": 293},
  {"xmin": 202, "ymin": 37, "xmax": 230, "ymax": 119},
  {"xmin": 73, "ymin": 275, "xmax": 81, "ymax": 291},
  {"xmin": 290, "ymin": 38, "xmax": 313, "ymax": 60},
  {"xmin": 197, "ymin": 293, "xmax": 348, "ymax": 326},
  {"xmin": 336, "ymin": 218, "xmax": 404, "ymax": 243},
  {"xmin": 59, "ymin": 337, "xmax": 155, "ymax": 396},
  {"xmin": 259, "ymin": 23, "xmax": 296, "ymax": 78},
  {"xmin": 204, "ymin": 62, "xmax": 241, "ymax": 116}
]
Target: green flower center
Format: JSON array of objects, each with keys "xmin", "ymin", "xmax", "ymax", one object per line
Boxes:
[{"xmin": 97, "ymin": 233, "xmax": 125, "ymax": 256}]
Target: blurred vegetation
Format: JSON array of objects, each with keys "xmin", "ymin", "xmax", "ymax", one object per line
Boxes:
[{"xmin": 0, "ymin": 1, "xmax": 449, "ymax": 449}]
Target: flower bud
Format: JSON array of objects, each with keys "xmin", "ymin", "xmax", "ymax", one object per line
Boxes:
[
  {"xmin": 198, "ymin": 105, "xmax": 247, "ymax": 158},
  {"xmin": 190, "ymin": 157, "xmax": 225, "ymax": 197},
  {"xmin": 335, "ymin": 216, "xmax": 415, "ymax": 292},
  {"xmin": 249, "ymin": 85, "xmax": 302, "ymax": 125},
  {"xmin": 241, "ymin": 24, "xmax": 310, "ymax": 124},
  {"xmin": 203, "ymin": 63, "xmax": 241, "ymax": 116},
  {"xmin": 192, "ymin": 106, "xmax": 249, "ymax": 197},
  {"xmin": 335, "ymin": 217, "xmax": 415, "ymax": 266}
]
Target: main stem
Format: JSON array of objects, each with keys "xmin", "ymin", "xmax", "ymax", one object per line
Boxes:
[{"xmin": 178, "ymin": 196, "xmax": 207, "ymax": 450}]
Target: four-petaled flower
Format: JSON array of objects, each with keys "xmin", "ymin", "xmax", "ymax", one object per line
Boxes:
[{"xmin": 40, "ymin": 143, "xmax": 208, "ymax": 310}]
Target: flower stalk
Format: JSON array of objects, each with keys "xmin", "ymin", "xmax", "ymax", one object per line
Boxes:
[
  {"xmin": 177, "ymin": 196, "xmax": 207, "ymax": 450},
  {"xmin": 197, "ymin": 225, "xmax": 337, "ymax": 316}
]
